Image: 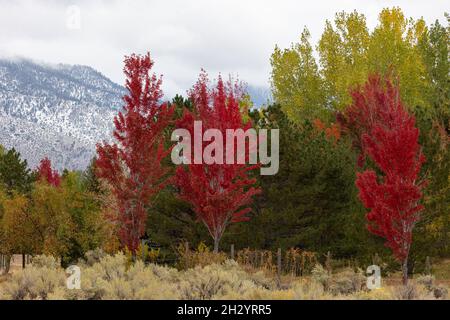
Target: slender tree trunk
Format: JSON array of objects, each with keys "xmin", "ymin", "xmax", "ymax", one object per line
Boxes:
[
  {"xmin": 22, "ymin": 253, "xmax": 26, "ymax": 269},
  {"xmin": 213, "ymin": 237, "xmax": 220, "ymax": 253},
  {"xmin": 402, "ymin": 257, "xmax": 409, "ymax": 286}
]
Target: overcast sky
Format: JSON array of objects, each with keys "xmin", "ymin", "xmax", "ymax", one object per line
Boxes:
[{"xmin": 0, "ymin": 0, "xmax": 448, "ymax": 98}]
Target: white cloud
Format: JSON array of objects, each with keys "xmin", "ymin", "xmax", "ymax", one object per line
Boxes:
[{"xmin": 0, "ymin": 0, "xmax": 447, "ymax": 98}]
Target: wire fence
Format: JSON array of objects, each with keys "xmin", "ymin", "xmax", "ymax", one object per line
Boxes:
[{"xmin": 0, "ymin": 245, "xmax": 328, "ymax": 280}]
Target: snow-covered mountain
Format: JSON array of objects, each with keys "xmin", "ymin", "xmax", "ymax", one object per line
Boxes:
[{"xmin": 0, "ymin": 58, "xmax": 125, "ymax": 170}]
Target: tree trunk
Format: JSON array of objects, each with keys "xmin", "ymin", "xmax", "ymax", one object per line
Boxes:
[
  {"xmin": 402, "ymin": 257, "xmax": 409, "ymax": 286},
  {"xmin": 22, "ymin": 253, "xmax": 26, "ymax": 269},
  {"xmin": 213, "ymin": 237, "xmax": 220, "ymax": 253}
]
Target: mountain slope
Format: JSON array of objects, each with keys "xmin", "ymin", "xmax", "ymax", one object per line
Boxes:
[{"xmin": 0, "ymin": 58, "xmax": 125, "ymax": 170}]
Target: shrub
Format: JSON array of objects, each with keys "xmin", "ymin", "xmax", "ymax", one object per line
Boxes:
[
  {"xmin": 329, "ymin": 268, "xmax": 366, "ymax": 295},
  {"xmin": 179, "ymin": 260, "xmax": 260, "ymax": 300},
  {"xmin": 415, "ymin": 274, "xmax": 448, "ymax": 299},
  {"xmin": 311, "ymin": 264, "xmax": 330, "ymax": 290},
  {"xmin": 82, "ymin": 248, "xmax": 107, "ymax": 266},
  {"xmin": 1, "ymin": 263, "xmax": 65, "ymax": 300},
  {"xmin": 431, "ymin": 286, "xmax": 448, "ymax": 300},
  {"xmin": 31, "ymin": 255, "xmax": 60, "ymax": 269},
  {"xmin": 146, "ymin": 263, "xmax": 180, "ymax": 283},
  {"xmin": 391, "ymin": 283, "xmax": 434, "ymax": 300},
  {"xmin": 293, "ymin": 280, "xmax": 333, "ymax": 300},
  {"xmin": 416, "ymin": 274, "xmax": 435, "ymax": 290},
  {"xmin": 176, "ymin": 242, "xmax": 227, "ymax": 270},
  {"xmin": 77, "ymin": 253, "xmax": 179, "ymax": 300}
]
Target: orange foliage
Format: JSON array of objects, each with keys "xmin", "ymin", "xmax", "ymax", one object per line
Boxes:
[{"xmin": 313, "ymin": 119, "xmax": 341, "ymax": 142}]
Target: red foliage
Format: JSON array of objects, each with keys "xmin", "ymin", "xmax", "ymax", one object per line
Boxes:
[
  {"xmin": 342, "ymin": 75, "xmax": 426, "ymax": 283},
  {"xmin": 96, "ymin": 53, "xmax": 174, "ymax": 253},
  {"xmin": 37, "ymin": 157, "xmax": 60, "ymax": 187},
  {"xmin": 337, "ymin": 75, "xmax": 401, "ymax": 166},
  {"xmin": 175, "ymin": 71, "xmax": 261, "ymax": 252}
]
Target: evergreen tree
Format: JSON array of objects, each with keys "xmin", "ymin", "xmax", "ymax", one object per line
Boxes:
[
  {"xmin": 223, "ymin": 104, "xmax": 374, "ymax": 260},
  {"xmin": 0, "ymin": 147, "xmax": 33, "ymax": 195}
]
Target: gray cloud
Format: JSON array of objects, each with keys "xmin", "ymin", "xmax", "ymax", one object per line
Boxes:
[{"xmin": 0, "ymin": 0, "xmax": 447, "ymax": 98}]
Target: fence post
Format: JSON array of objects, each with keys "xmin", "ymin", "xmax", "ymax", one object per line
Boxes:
[
  {"xmin": 425, "ymin": 256, "xmax": 431, "ymax": 275},
  {"xmin": 277, "ymin": 248, "xmax": 282, "ymax": 288},
  {"xmin": 230, "ymin": 244, "xmax": 234, "ymax": 260},
  {"xmin": 325, "ymin": 251, "xmax": 332, "ymax": 275},
  {"xmin": 4, "ymin": 255, "xmax": 10, "ymax": 274}
]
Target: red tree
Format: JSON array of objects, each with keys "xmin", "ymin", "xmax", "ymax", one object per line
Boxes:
[
  {"xmin": 175, "ymin": 72, "xmax": 261, "ymax": 252},
  {"xmin": 96, "ymin": 53, "xmax": 174, "ymax": 253},
  {"xmin": 337, "ymin": 74, "xmax": 402, "ymax": 167},
  {"xmin": 37, "ymin": 157, "xmax": 60, "ymax": 187},
  {"xmin": 342, "ymin": 75, "xmax": 426, "ymax": 285}
]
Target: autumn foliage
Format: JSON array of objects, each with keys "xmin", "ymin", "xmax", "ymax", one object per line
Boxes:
[
  {"xmin": 313, "ymin": 119, "xmax": 341, "ymax": 141},
  {"xmin": 96, "ymin": 53, "xmax": 174, "ymax": 253},
  {"xmin": 341, "ymin": 75, "xmax": 426, "ymax": 284},
  {"xmin": 175, "ymin": 72, "xmax": 261, "ymax": 252},
  {"xmin": 37, "ymin": 157, "xmax": 60, "ymax": 187},
  {"xmin": 1, "ymin": 6, "xmax": 449, "ymax": 294}
]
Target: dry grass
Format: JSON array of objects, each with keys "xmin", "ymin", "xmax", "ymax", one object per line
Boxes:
[{"xmin": 0, "ymin": 254, "xmax": 448, "ymax": 300}]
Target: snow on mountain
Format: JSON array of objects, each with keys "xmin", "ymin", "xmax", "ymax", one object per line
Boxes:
[{"xmin": 0, "ymin": 58, "xmax": 125, "ymax": 170}]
